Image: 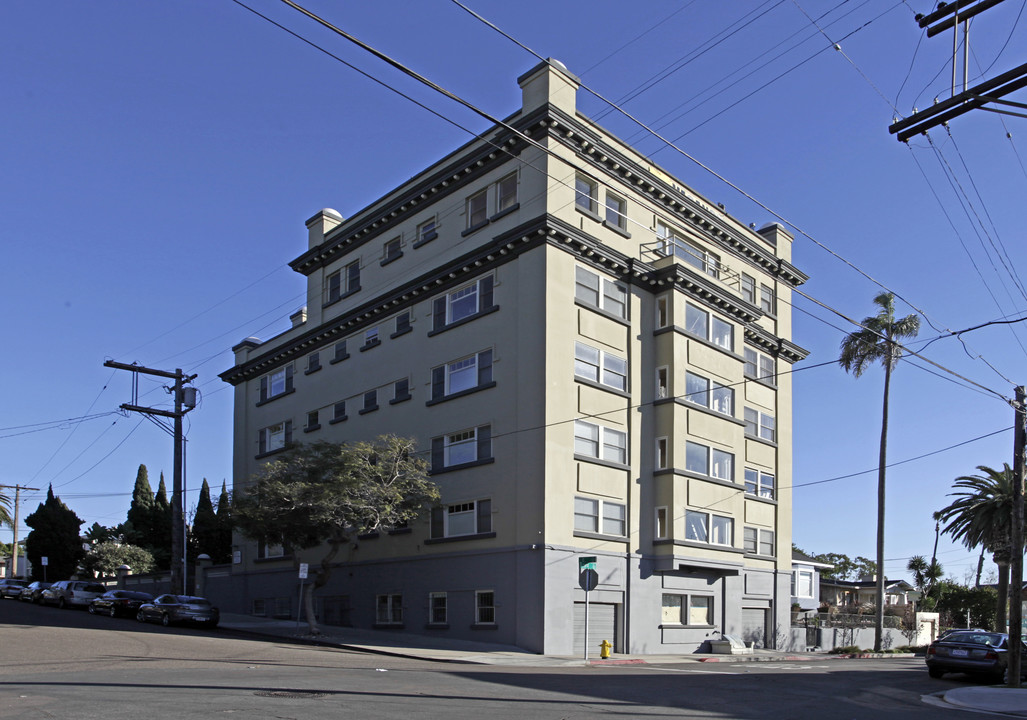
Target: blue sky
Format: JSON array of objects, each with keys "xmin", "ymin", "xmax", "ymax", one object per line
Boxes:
[{"xmin": 3, "ymin": 0, "xmax": 1026, "ymax": 585}]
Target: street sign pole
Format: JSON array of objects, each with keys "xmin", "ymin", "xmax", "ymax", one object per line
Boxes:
[
  {"xmin": 297, "ymin": 563, "xmax": 309, "ymax": 631},
  {"xmin": 578, "ymin": 556, "xmax": 598, "ymax": 661}
]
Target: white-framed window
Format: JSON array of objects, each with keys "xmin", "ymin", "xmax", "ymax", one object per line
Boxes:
[
  {"xmin": 431, "ymin": 424, "xmax": 492, "ymax": 471},
  {"xmin": 685, "ymin": 510, "xmax": 733, "ymax": 546},
  {"xmin": 429, "ymin": 592, "xmax": 447, "ymax": 624},
  {"xmin": 574, "ymin": 342, "xmax": 627, "ymax": 392},
  {"xmin": 432, "ymin": 275, "xmax": 495, "ymax": 331},
  {"xmin": 258, "ymin": 421, "xmax": 291, "ymax": 455},
  {"xmin": 363, "ymin": 326, "xmax": 379, "ymax": 348},
  {"xmin": 376, "ymin": 594, "xmax": 402, "ymax": 624},
  {"xmin": 496, "ymin": 172, "xmax": 518, "ymax": 213},
  {"xmin": 326, "ymin": 261, "xmax": 360, "ymax": 303},
  {"xmin": 574, "ymin": 497, "xmax": 627, "ymax": 536},
  {"xmin": 466, "ymin": 189, "xmax": 488, "ymax": 228},
  {"xmin": 684, "ymin": 372, "xmax": 733, "ymax": 415},
  {"xmin": 605, "ymin": 192, "xmax": 626, "ymax": 229},
  {"xmin": 684, "ymin": 303, "xmax": 733, "ymax": 351},
  {"xmin": 573, "ymin": 420, "xmax": 627, "ymax": 465},
  {"xmin": 662, "ymin": 594, "xmax": 713, "ymax": 626},
  {"xmin": 760, "ymin": 284, "xmax": 776, "ymax": 314},
  {"xmin": 740, "ymin": 273, "xmax": 756, "ymax": 304},
  {"xmin": 259, "ymin": 365, "xmax": 293, "ymax": 403},
  {"xmin": 430, "ymin": 498, "xmax": 492, "ymax": 538},
  {"xmin": 416, "ymin": 217, "xmax": 438, "ymax": 246},
  {"xmin": 656, "ymin": 295, "xmax": 670, "ymax": 328},
  {"xmin": 744, "ymin": 468, "xmax": 775, "ymax": 499},
  {"xmin": 793, "ymin": 569, "xmax": 814, "ymax": 598},
  {"xmin": 656, "ymin": 222, "xmax": 720, "ymax": 278},
  {"xmin": 744, "ymin": 347, "xmax": 776, "ymax": 381},
  {"xmin": 656, "ymin": 437, "xmax": 668, "ymax": 470},
  {"xmin": 744, "ymin": 527, "xmax": 775, "ymax": 556},
  {"xmin": 684, "ymin": 441, "xmax": 733, "ymax": 481},
  {"xmin": 655, "ymin": 506, "xmax": 668, "ymax": 539},
  {"xmin": 475, "ymin": 590, "xmax": 496, "ymax": 624},
  {"xmin": 575, "ymin": 174, "xmax": 598, "ymax": 213},
  {"xmin": 432, "ymin": 349, "xmax": 493, "ymax": 401},
  {"xmin": 744, "ymin": 407, "xmax": 776, "ymax": 441},
  {"xmin": 574, "ymin": 266, "xmax": 627, "ymax": 319}
]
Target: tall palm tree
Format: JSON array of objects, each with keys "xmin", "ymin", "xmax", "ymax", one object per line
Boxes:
[
  {"xmin": 839, "ymin": 292, "xmax": 920, "ymax": 651},
  {"xmin": 936, "ymin": 464, "xmax": 1021, "ymax": 631},
  {"xmin": 0, "ymin": 488, "xmax": 11, "ymax": 528}
]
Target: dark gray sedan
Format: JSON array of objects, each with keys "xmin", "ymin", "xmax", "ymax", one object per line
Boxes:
[
  {"xmin": 926, "ymin": 631, "xmax": 1026, "ymax": 682},
  {"xmin": 135, "ymin": 594, "xmax": 219, "ymax": 628},
  {"xmin": 89, "ymin": 590, "xmax": 153, "ymax": 617}
]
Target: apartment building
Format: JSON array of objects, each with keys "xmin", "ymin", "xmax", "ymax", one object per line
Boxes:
[{"xmin": 218, "ymin": 59, "xmax": 809, "ymax": 654}]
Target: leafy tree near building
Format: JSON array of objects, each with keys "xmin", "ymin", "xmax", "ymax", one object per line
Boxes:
[
  {"xmin": 81, "ymin": 541, "xmax": 155, "ymax": 577},
  {"xmin": 24, "ymin": 486, "xmax": 85, "ymax": 581},
  {"xmin": 214, "ymin": 480, "xmax": 232, "ymax": 565},
  {"xmin": 123, "ymin": 464, "xmax": 154, "ymax": 547},
  {"xmin": 190, "ymin": 479, "xmax": 218, "ymax": 562},
  {"xmin": 933, "ymin": 580, "xmax": 997, "ymax": 630},
  {"xmin": 838, "ymin": 291, "xmax": 920, "ymax": 651},
  {"xmin": 234, "ymin": 436, "xmax": 439, "ymax": 634}
]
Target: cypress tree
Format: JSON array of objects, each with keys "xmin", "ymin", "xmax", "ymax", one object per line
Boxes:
[
  {"xmin": 191, "ymin": 479, "xmax": 217, "ymax": 562},
  {"xmin": 24, "ymin": 485, "xmax": 85, "ymax": 581},
  {"xmin": 214, "ymin": 480, "xmax": 232, "ymax": 564},
  {"xmin": 150, "ymin": 473, "xmax": 173, "ymax": 570},
  {"xmin": 124, "ymin": 464, "xmax": 153, "ymax": 547}
]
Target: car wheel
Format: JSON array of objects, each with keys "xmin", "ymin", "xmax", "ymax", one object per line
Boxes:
[
  {"xmin": 928, "ymin": 667, "xmax": 945, "ymax": 678},
  {"xmin": 136, "ymin": 610, "xmax": 146, "ymax": 623},
  {"xmin": 88, "ymin": 604, "xmax": 96, "ymax": 614},
  {"xmin": 109, "ymin": 606, "xmax": 117, "ymax": 618},
  {"xmin": 58, "ymin": 597, "xmax": 66, "ymax": 609},
  {"xmin": 161, "ymin": 613, "xmax": 171, "ymax": 627}
]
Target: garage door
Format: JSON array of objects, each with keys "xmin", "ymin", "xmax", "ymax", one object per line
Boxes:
[
  {"xmin": 741, "ymin": 607, "xmax": 768, "ymax": 648},
  {"xmin": 573, "ymin": 602, "xmax": 618, "ymax": 655}
]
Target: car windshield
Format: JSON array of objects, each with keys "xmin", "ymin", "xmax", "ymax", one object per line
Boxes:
[
  {"xmin": 946, "ymin": 632, "xmax": 1004, "ymax": 646},
  {"xmin": 176, "ymin": 596, "xmax": 211, "ymax": 606}
]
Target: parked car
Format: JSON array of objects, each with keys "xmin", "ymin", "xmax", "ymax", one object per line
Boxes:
[
  {"xmin": 0, "ymin": 579, "xmax": 27, "ymax": 599},
  {"xmin": 18, "ymin": 581, "xmax": 52, "ymax": 603},
  {"xmin": 41, "ymin": 580, "xmax": 107, "ymax": 609},
  {"xmin": 136, "ymin": 594, "xmax": 219, "ymax": 628},
  {"xmin": 89, "ymin": 590, "xmax": 154, "ymax": 618},
  {"xmin": 926, "ymin": 631, "xmax": 1027, "ymax": 682}
]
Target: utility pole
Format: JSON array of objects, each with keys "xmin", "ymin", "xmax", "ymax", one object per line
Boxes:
[
  {"xmin": 1009, "ymin": 386, "xmax": 1025, "ymax": 687},
  {"xmin": 104, "ymin": 361, "xmax": 196, "ymax": 594},
  {"xmin": 1, "ymin": 484, "xmax": 39, "ymax": 578}
]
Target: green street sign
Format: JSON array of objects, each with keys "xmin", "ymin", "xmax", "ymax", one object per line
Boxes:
[{"xmin": 579, "ymin": 556, "xmax": 597, "ymax": 571}]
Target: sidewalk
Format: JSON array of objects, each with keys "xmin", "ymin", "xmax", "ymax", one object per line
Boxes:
[{"xmin": 218, "ymin": 613, "xmax": 1027, "ymax": 716}]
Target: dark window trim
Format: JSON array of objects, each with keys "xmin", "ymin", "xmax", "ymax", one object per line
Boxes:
[
  {"xmin": 655, "ymin": 325, "xmax": 742, "ymax": 362},
  {"xmin": 573, "ymin": 376, "xmax": 631, "ymax": 399},
  {"xmin": 575, "ymin": 204, "xmax": 602, "ymax": 223},
  {"xmin": 488, "ymin": 203, "xmax": 519, "ymax": 222},
  {"xmin": 573, "ymin": 454, "xmax": 630, "ymax": 471},
  {"xmin": 389, "ymin": 393, "xmax": 412, "ymax": 406},
  {"xmin": 390, "ymin": 326, "xmax": 413, "ymax": 340},
  {"xmin": 743, "ymin": 492, "xmax": 778, "ymax": 507},
  {"xmin": 461, "ymin": 219, "xmax": 490, "ymax": 237},
  {"xmin": 254, "ymin": 445, "xmax": 292, "ymax": 460},
  {"xmin": 743, "ymin": 432, "xmax": 779, "ymax": 449},
  {"xmin": 653, "ymin": 538, "xmax": 747, "ymax": 554},
  {"xmin": 255, "ymin": 388, "xmax": 295, "ymax": 408},
  {"xmin": 668, "ymin": 399, "xmax": 746, "ymax": 427},
  {"xmin": 330, "ymin": 352, "xmax": 350, "ymax": 365},
  {"xmin": 603, "ymin": 219, "xmax": 631, "ymax": 238},
  {"xmin": 359, "ymin": 404, "xmax": 380, "ymax": 415},
  {"xmin": 360, "ymin": 338, "xmax": 381, "ymax": 352},
  {"xmin": 425, "ymin": 381, "xmax": 496, "ymax": 407},
  {"xmin": 424, "ymin": 531, "xmax": 496, "ymax": 545},
  {"xmin": 303, "ymin": 424, "xmax": 321, "ymax": 434},
  {"xmin": 304, "ymin": 365, "xmax": 322, "ymax": 376},
  {"xmin": 573, "ymin": 530, "xmax": 629, "ymax": 543},
  {"xmin": 329, "ymin": 415, "xmax": 348, "ymax": 425},
  {"xmin": 426, "ymin": 305, "xmax": 500, "ymax": 337},
  {"xmin": 572, "ymin": 298, "xmax": 630, "ymax": 326},
  {"xmin": 341, "ymin": 286, "xmax": 361, "ymax": 300},
  {"xmin": 380, "ymin": 251, "xmax": 404, "ymax": 267},
  {"xmin": 653, "ymin": 468, "xmax": 742, "ymax": 492},
  {"xmin": 742, "ymin": 370, "xmax": 778, "ymax": 390},
  {"xmin": 412, "ymin": 230, "xmax": 438, "ymax": 249},
  {"xmin": 429, "ymin": 457, "xmax": 495, "ymax": 476}
]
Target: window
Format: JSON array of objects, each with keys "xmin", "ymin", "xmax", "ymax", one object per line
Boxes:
[
  {"xmin": 332, "ymin": 401, "xmax": 347, "ymax": 423},
  {"xmin": 662, "ymin": 594, "xmax": 713, "ymax": 625},
  {"xmin": 466, "ymin": 189, "xmax": 488, "ymax": 229},
  {"xmin": 257, "ymin": 542, "xmax": 285, "ymax": 559},
  {"xmin": 416, "ymin": 218, "xmax": 438, "ymax": 246},
  {"xmin": 741, "ymin": 273, "xmax": 755, "ymax": 304},
  {"xmin": 574, "ymin": 342, "xmax": 627, "ymax": 392},
  {"xmin": 573, "ymin": 420, "xmax": 627, "ymax": 465},
  {"xmin": 656, "ymin": 295, "xmax": 670, "ymax": 328},
  {"xmin": 259, "ymin": 365, "xmax": 293, "ymax": 403},
  {"xmin": 684, "ymin": 442, "xmax": 733, "ymax": 481},
  {"xmin": 362, "ymin": 327, "xmax": 379, "ymax": 350},
  {"xmin": 429, "ymin": 592, "xmax": 447, "ymax": 624},
  {"xmin": 656, "ymin": 222, "xmax": 719, "ymax": 278},
  {"xmin": 496, "ymin": 173, "xmax": 518, "ymax": 213},
  {"xmin": 383, "ymin": 237, "xmax": 402, "ymax": 263},
  {"xmin": 575, "ymin": 174, "xmax": 598, "ymax": 214},
  {"xmin": 432, "ymin": 275, "xmax": 495, "ymax": 331},
  {"xmin": 684, "ymin": 372, "xmax": 733, "ymax": 415},
  {"xmin": 305, "ymin": 410, "xmax": 319, "ymax": 431},
  {"xmin": 392, "ymin": 378, "xmax": 410, "ymax": 403},
  {"xmin": 394, "ymin": 311, "xmax": 412, "ymax": 336},
  {"xmin": 431, "ymin": 349, "xmax": 493, "ymax": 401},
  {"xmin": 326, "ymin": 261, "xmax": 361, "ymax": 302},
  {"xmin": 744, "ymin": 348, "xmax": 776, "ymax": 382},
  {"xmin": 655, "ymin": 506, "xmax": 668, "ymax": 539},
  {"xmin": 574, "ymin": 497, "xmax": 626, "ymax": 536},
  {"xmin": 604, "ymin": 193, "xmax": 626, "ymax": 229},
  {"xmin": 794, "ymin": 570, "xmax": 814, "ymax": 598},
  {"xmin": 431, "ymin": 424, "xmax": 492, "ymax": 471},
  {"xmin": 685, "ymin": 510, "xmax": 733, "ymax": 546},
  {"xmin": 684, "ymin": 304, "xmax": 733, "ymax": 351},
  {"xmin": 326, "ymin": 271, "xmax": 341, "ymax": 303},
  {"xmin": 332, "ymin": 340, "xmax": 348, "ymax": 363},
  {"xmin": 760, "ymin": 284, "xmax": 776, "ymax": 314},
  {"xmin": 744, "ymin": 407, "xmax": 776, "ymax": 441},
  {"xmin": 362, "ymin": 389, "xmax": 378, "ymax": 413},
  {"xmin": 656, "ymin": 367, "xmax": 669, "ymax": 399},
  {"xmin": 744, "ymin": 468, "xmax": 775, "ymax": 499},
  {"xmin": 258, "ymin": 421, "xmax": 291, "ymax": 455},
  {"xmin": 476, "ymin": 590, "xmax": 495, "ymax": 624},
  {"xmin": 574, "ymin": 266, "xmax": 627, "ymax": 319},
  {"xmin": 376, "ymin": 594, "xmax": 402, "ymax": 624},
  {"xmin": 744, "ymin": 527, "xmax": 775, "ymax": 556},
  {"xmin": 430, "ymin": 499, "xmax": 492, "ymax": 538},
  {"xmin": 656, "ymin": 437, "xmax": 668, "ymax": 470},
  {"xmin": 306, "ymin": 352, "xmax": 321, "ymax": 374}
]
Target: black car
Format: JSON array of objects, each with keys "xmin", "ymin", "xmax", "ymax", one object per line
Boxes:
[
  {"xmin": 136, "ymin": 594, "xmax": 219, "ymax": 628},
  {"xmin": 926, "ymin": 631, "xmax": 1027, "ymax": 682},
  {"xmin": 18, "ymin": 581, "xmax": 52, "ymax": 603},
  {"xmin": 89, "ymin": 590, "xmax": 154, "ymax": 618}
]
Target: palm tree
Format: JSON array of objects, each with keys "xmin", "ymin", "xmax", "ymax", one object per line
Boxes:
[
  {"xmin": 936, "ymin": 464, "xmax": 1021, "ymax": 631},
  {"xmin": 839, "ymin": 292, "xmax": 920, "ymax": 651},
  {"xmin": 907, "ymin": 554, "xmax": 944, "ymax": 610},
  {"xmin": 0, "ymin": 488, "xmax": 11, "ymax": 528}
]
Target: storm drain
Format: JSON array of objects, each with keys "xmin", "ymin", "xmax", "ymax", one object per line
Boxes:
[{"xmin": 254, "ymin": 690, "xmax": 327, "ymax": 699}]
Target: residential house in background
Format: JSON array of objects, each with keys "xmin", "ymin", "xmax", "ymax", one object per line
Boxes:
[
  {"xmin": 791, "ymin": 549, "xmax": 833, "ymax": 614},
  {"xmin": 820, "ymin": 577, "xmax": 918, "ymax": 612},
  {"xmin": 217, "ymin": 59, "xmax": 809, "ymax": 654}
]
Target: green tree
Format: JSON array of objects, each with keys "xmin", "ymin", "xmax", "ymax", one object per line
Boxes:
[
  {"xmin": 936, "ymin": 464, "xmax": 1021, "ymax": 631},
  {"xmin": 24, "ymin": 486, "xmax": 85, "ymax": 581},
  {"xmin": 838, "ymin": 291, "xmax": 920, "ymax": 651},
  {"xmin": 123, "ymin": 464, "xmax": 154, "ymax": 547},
  {"xmin": 150, "ymin": 473, "xmax": 173, "ymax": 570},
  {"xmin": 80, "ymin": 541, "xmax": 155, "ymax": 577},
  {"xmin": 907, "ymin": 555, "xmax": 944, "ymax": 610},
  {"xmin": 214, "ymin": 480, "xmax": 232, "ymax": 564},
  {"xmin": 83, "ymin": 522, "xmax": 118, "ymax": 546},
  {"xmin": 234, "ymin": 436, "xmax": 439, "ymax": 634},
  {"xmin": 0, "ymin": 487, "xmax": 12, "ymax": 527},
  {"xmin": 190, "ymin": 479, "xmax": 217, "ymax": 562},
  {"xmin": 934, "ymin": 580, "xmax": 997, "ymax": 630}
]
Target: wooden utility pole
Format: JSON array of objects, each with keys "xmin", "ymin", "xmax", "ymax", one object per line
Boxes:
[
  {"xmin": 1, "ymin": 484, "xmax": 40, "ymax": 578},
  {"xmin": 1009, "ymin": 386, "xmax": 1025, "ymax": 687},
  {"xmin": 104, "ymin": 361, "xmax": 196, "ymax": 594}
]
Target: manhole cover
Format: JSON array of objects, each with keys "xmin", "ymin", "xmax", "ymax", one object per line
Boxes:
[{"xmin": 254, "ymin": 690, "xmax": 327, "ymax": 699}]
